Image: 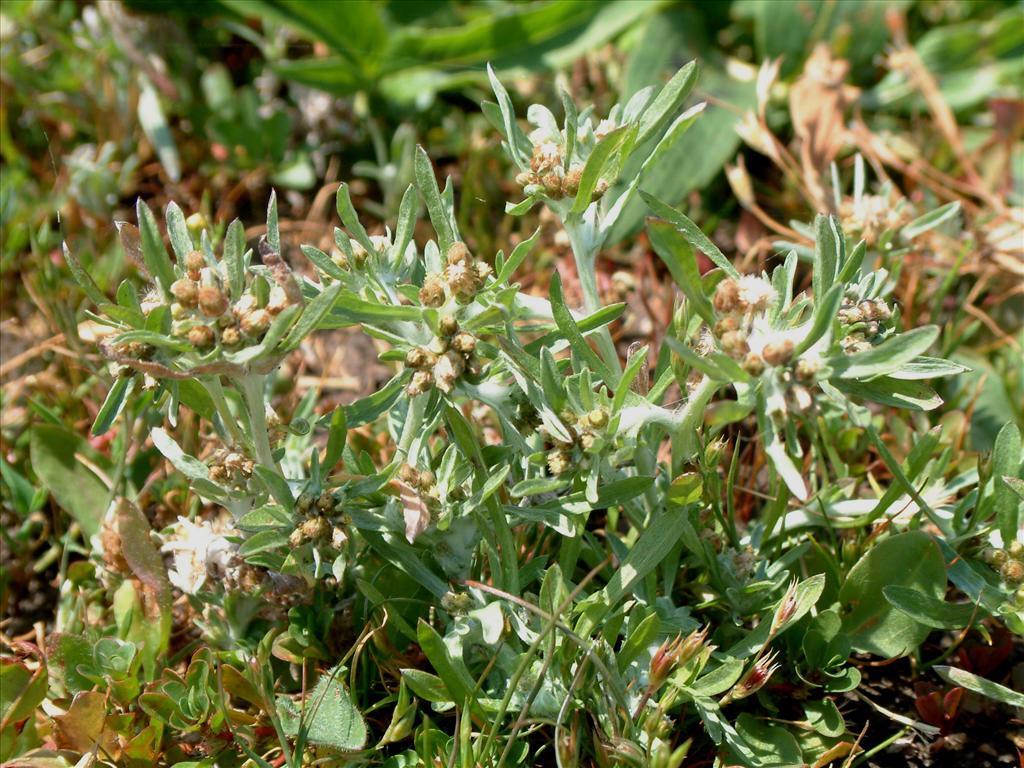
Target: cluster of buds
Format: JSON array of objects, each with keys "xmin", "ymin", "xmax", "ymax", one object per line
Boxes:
[
  {"xmin": 838, "ymin": 297, "xmax": 893, "ymax": 354},
  {"xmin": 546, "ymin": 406, "xmax": 609, "ymax": 475},
  {"xmin": 513, "ymin": 141, "xmax": 608, "ymax": 201},
  {"xmin": 648, "ymin": 627, "xmax": 709, "ymax": 689},
  {"xmin": 839, "ymin": 194, "xmax": 909, "ymax": 245},
  {"xmin": 331, "ymin": 234, "xmax": 390, "ymax": 271},
  {"xmin": 720, "ymin": 650, "xmax": 781, "ymax": 706},
  {"xmin": 405, "ymin": 316, "xmax": 482, "ymax": 396},
  {"xmin": 983, "ymin": 541, "xmax": 1024, "ymax": 585},
  {"xmin": 419, "ymin": 242, "xmax": 492, "ymax": 308},
  {"xmin": 289, "ymin": 490, "xmax": 346, "ymax": 550},
  {"xmin": 727, "ymin": 545, "xmax": 758, "ymax": 580},
  {"xmin": 166, "ymin": 250, "xmax": 297, "ymax": 352},
  {"xmin": 398, "ymin": 463, "xmax": 441, "ymax": 504},
  {"xmin": 711, "ymin": 275, "xmax": 788, "ymax": 377},
  {"xmin": 208, "ymin": 449, "xmax": 255, "ymax": 489}
]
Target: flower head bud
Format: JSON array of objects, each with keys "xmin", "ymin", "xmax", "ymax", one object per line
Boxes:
[
  {"xmin": 240, "ymin": 308, "xmax": 271, "ymax": 337},
  {"xmin": 742, "ymin": 353, "xmax": 765, "ymax": 377},
  {"xmin": 439, "ymin": 315, "xmax": 459, "ymax": 336},
  {"xmin": 300, "ymin": 516, "xmax": 331, "ymax": 541},
  {"xmin": 419, "ymin": 274, "xmax": 446, "ymax": 307},
  {"xmin": 451, "ymin": 332, "xmax": 477, "ymax": 355},
  {"xmin": 405, "ymin": 347, "xmax": 436, "ymax": 369},
  {"xmin": 185, "ymin": 249, "xmax": 205, "ymax": 278},
  {"xmin": 198, "ymin": 285, "xmax": 229, "ymax": 317},
  {"xmin": 316, "ymin": 490, "xmax": 334, "ymax": 514},
  {"xmin": 433, "ymin": 351, "xmax": 465, "ymax": 393},
  {"xmin": 188, "ymin": 324, "xmax": 215, "ymax": 348},
  {"xmin": 713, "ymin": 279, "xmax": 740, "ymax": 313},
  {"xmin": 531, "ymin": 141, "xmax": 562, "ymax": 174},
  {"xmin": 541, "ymin": 173, "xmax": 564, "ymax": 198},
  {"xmin": 726, "ymin": 160, "xmax": 755, "ymax": 208},
  {"xmin": 475, "ymin": 261, "xmax": 493, "ymax": 281},
  {"xmin": 982, "ymin": 547, "xmax": 1007, "ymax": 566},
  {"xmin": 171, "ymin": 278, "xmax": 199, "ymax": 308},
  {"xmin": 591, "ymin": 179, "xmax": 609, "ymax": 201},
  {"xmin": 417, "ymin": 470, "xmax": 436, "ymax": 488},
  {"xmin": 736, "ymin": 275, "xmax": 776, "ymax": 312},
  {"xmin": 515, "ymin": 171, "xmax": 535, "ymax": 188},
  {"xmin": 762, "ymin": 339, "xmax": 794, "ymax": 367},
  {"xmin": 1000, "ymin": 558, "xmax": 1024, "ymax": 584},
  {"xmin": 587, "ymin": 407, "xmax": 609, "ymax": 429},
  {"xmin": 170, "ymin": 302, "xmax": 188, "ymax": 320},
  {"xmin": 296, "ymin": 491, "xmax": 315, "ymax": 514},
  {"xmin": 714, "ymin": 315, "xmax": 740, "ymax": 335},
  {"xmin": 406, "ymin": 370, "xmax": 433, "ymax": 396},
  {"xmin": 722, "ymin": 650, "xmax": 780, "ymax": 705},
  {"xmin": 1009, "ymin": 540, "xmax": 1023, "ymax": 558},
  {"xmin": 267, "ymin": 285, "xmax": 292, "ymax": 315},
  {"xmin": 720, "ymin": 330, "xmax": 749, "ymax": 358},
  {"xmin": 447, "ymin": 242, "xmax": 472, "ymax": 267},
  {"xmin": 561, "ymin": 167, "xmax": 582, "ymax": 196},
  {"xmin": 770, "ymin": 581, "xmax": 799, "ymax": 634},
  {"xmin": 547, "ymin": 450, "xmax": 571, "ymax": 476},
  {"xmin": 445, "ymin": 261, "xmax": 481, "ymax": 301},
  {"xmin": 221, "ymin": 326, "xmax": 241, "ymax": 347},
  {"xmin": 795, "ymin": 357, "xmax": 820, "ymax": 382}
]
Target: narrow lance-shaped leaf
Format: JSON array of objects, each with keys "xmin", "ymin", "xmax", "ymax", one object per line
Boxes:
[
  {"xmin": 414, "ymin": 145, "xmax": 455, "ymax": 254},
  {"xmin": 639, "ymin": 191, "xmax": 739, "ymax": 278},
  {"xmin": 136, "ymin": 199, "xmax": 177, "ymax": 295}
]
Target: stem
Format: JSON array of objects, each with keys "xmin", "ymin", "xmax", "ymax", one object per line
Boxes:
[
  {"xmin": 564, "ymin": 219, "xmax": 622, "ymax": 377},
  {"xmin": 673, "ymin": 376, "xmax": 720, "ymax": 470},
  {"xmin": 238, "ymin": 374, "xmax": 278, "ymax": 471},
  {"xmin": 203, "ymin": 376, "xmax": 248, "ymax": 448}
]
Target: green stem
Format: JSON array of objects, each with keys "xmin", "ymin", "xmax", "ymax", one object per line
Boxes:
[
  {"xmin": 673, "ymin": 376, "xmax": 720, "ymax": 471},
  {"xmin": 564, "ymin": 220, "xmax": 622, "ymax": 377},
  {"xmin": 239, "ymin": 374, "xmax": 278, "ymax": 472}
]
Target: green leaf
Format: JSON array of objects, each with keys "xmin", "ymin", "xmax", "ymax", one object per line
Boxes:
[
  {"xmin": 832, "ymin": 326, "xmax": 940, "ymax": 380},
  {"xmin": 138, "ymin": 76, "xmax": 181, "ymax": 183},
  {"xmin": 92, "ymin": 375, "xmax": 135, "ymax": 436},
  {"xmin": 991, "ymin": 423, "xmax": 1022, "ymax": 544},
  {"xmin": 62, "ymin": 243, "xmax": 107, "ymax": 307},
  {"xmin": 902, "ymin": 201, "xmax": 960, "ymax": 240},
  {"xmin": 882, "ymin": 585, "xmax": 982, "ymax": 630},
  {"xmin": 550, "ymin": 272, "xmax": 617, "ymax": 386},
  {"xmin": 30, "ymin": 424, "xmax": 109, "ymax": 537},
  {"xmin": 253, "ymin": 466, "xmax": 293, "ymax": 507},
  {"xmin": 282, "ymin": 283, "xmax": 342, "ymax": 350},
  {"xmin": 151, "ymin": 427, "xmax": 210, "ymax": 482},
  {"xmin": 793, "ymin": 284, "xmax": 843, "ymax": 357},
  {"xmin": 888, "ymin": 356, "xmax": 970, "ymax": 380},
  {"xmin": 639, "ymin": 191, "xmax": 738, "ymax": 277},
  {"xmin": 341, "ymin": 372, "xmax": 408, "ymax": 427},
  {"xmin": 400, "ymin": 668, "xmax": 451, "ymax": 703},
  {"xmin": 570, "ymin": 124, "xmax": 635, "ymax": 214},
  {"xmin": 165, "ymin": 201, "xmax": 193, "ymax": 269},
  {"xmin": 301, "ymin": 244, "xmax": 346, "ymax": 280},
  {"xmin": 840, "ymin": 531, "xmax": 946, "ymax": 658},
  {"xmin": 414, "ymin": 146, "xmax": 455, "ymax": 254},
  {"xmin": 647, "ymin": 219, "xmax": 715, "ymax": 326},
  {"xmin": 283, "ymin": 664, "xmax": 367, "ymax": 752},
  {"xmin": 498, "ymin": 227, "xmax": 541, "ymax": 283},
  {"xmin": 416, "ymin": 619, "xmax": 477, "ymax": 709},
  {"xmin": 330, "ymin": 292, "xmax": 422, "ymax": 325},
  {"xmin": 135, "ymin": 199, "xmax": 176, "ymax": 294},
  {"xmin": 934, "ymin": 666, "xmax": 1024, "ymax": 708},
  {"xmin": 812, "ymin": 213, "xmax": 842, "ymax": 304},
  {"xmin": 834, "ymin": 376, "xmax": 943, "ymax": 411},
  {"xmin": 335, "ymin": 184, "xmax": 378, "ymax": 257},
  {"xmin": 601, "ymin": 504, "xmax": 688, "ymax": 607},
  {"xmin": 636, "ymin": 60, "xmax": 699, "ymax": 147},
  {"xmin": 223, "ymin": 219, "xmax": 246, "ymax": 301},
  {"xmin": 266, "ymin": 190, "xmax": 280, "ymax": 257}
]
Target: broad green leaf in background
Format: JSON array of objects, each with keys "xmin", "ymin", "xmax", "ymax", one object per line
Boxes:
[
  {"xmin": 840, "ymin": 531, "xmax": 947, "ymax": 658},
  {"xmin": 279, "ymin": 664, "xmax": 367, "ymax": 752},
  {"xmin": 30, "ymin": 423, "xmax": 111, "ymax": 538}
]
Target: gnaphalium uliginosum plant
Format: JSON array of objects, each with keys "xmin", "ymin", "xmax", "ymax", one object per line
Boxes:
[{"xmin": 62, "ymin": 58, "xmax": 971, "ymax": 765}]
